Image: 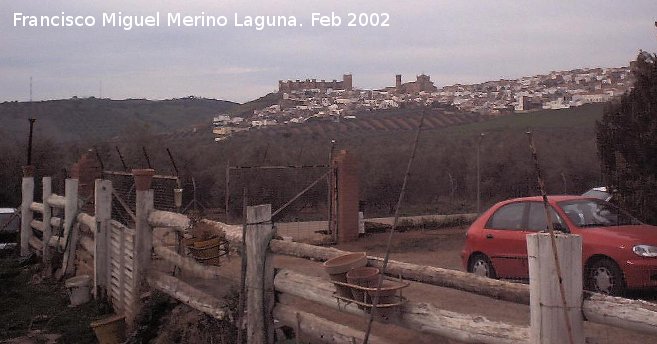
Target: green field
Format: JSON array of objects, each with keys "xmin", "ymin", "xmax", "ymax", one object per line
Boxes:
[{"xmin": 440, "ymin": 103, "xmax": 604, "ymax": 136}]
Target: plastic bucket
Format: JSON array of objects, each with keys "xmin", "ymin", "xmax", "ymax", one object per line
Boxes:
[
  {"xmin": 65, "ymin": 275, "xmax": 91, "ymax": 306},
  {"xmin": 90, "ymin": 314, "xmax": 126, "ymax": 344}
]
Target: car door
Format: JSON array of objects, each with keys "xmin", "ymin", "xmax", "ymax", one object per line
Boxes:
[
  {"xmin": 522, "ymin": 202, "xmax": 569, "ymax": 274},
  {"xmin": 484, "ymin": 201, "xmax": 529, "ymax": 279}
]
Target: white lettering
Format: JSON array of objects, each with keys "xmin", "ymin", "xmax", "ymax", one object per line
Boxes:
[
  {"xmin": 13, "ymin": 12, "xmax": 96, "ymax": 27},
  {"xmin": 234, "ymin": 14, "xmax": 296, "ymax": 30},
  {"xmin": 13, "ymin": 12, "xmax": 22, "ymax": 26},
  {"xmin": 168, "ymin": 12, "xmax": 227, "ymax": 27}
]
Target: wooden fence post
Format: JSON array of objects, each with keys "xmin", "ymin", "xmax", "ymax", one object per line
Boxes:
[
  {"xmin": 60, "ymin": 178, "xmax": 80, "ymax": 277},
  {"xmin": 133, "ymin": 169, "xmax": 155, "ymax": 295},
  {"xmin": 94, "ymin": 179, "xmax": 112, "ymax": 299},
  {"xmin": 246, "ymin": 204, "xmax": 276, "ymax": 344},
  {"xmin": 527, "ymin": 233, "xmax": 584, "ymax": 344},
  {"xmin": 20, "ymin": 167, "xmax": 35, "ymax": 257},
  {"xmin": 42, "ymin": 177, "xmax": 52, "ymax": 276}
]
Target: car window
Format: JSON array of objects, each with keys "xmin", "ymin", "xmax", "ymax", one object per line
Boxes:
[
  {"xmin": 527, "ymin": 202, "xmax": 567, "ymax": 232},
  {"xmin": 558, "ymin": 199, "xmax": 641, "ymax": 227},
  {"xmin": 0, "ymin": 213, "xmax": 19, "ymax": 232},
  {"xmin": 486, "ymin": 202, "xmax": 525, "ymax": 229}
]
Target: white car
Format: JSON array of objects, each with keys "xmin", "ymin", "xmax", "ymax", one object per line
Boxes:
[
  {"xmin": 582, "ymin": 187, "xmax": 613, "ymax": 202},
  {"xmin": 0, "ymin": 208, "xmax": 19, "ymax": 232}
]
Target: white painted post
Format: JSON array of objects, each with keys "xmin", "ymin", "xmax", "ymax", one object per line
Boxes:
[
  {"xmin": 133, "ymin": 169, "xmax": 155, "ymax": 295},
  {"xmin": 118, "ymin": 225, "xmax": 126, "ymax": 315},
  {"xmin": 527, "ymin": 233, "xmax": 584, "ymax": 344},
  {"xmin": 60, "ymin": 178, "xmax": 79, "ymax": 277},
  {"xmin": 20, "ymin": 169, "xmax": 35, "ymax": 257},
  {"xmin": 94, "ymin": 179, "xmax": 112, "ymax": 299},
  {"xmin": 246, "ymin": 204, "xmax": 276, "ymax": 344},
  {"xmin": 63, "ymin": 178, "xmax": 79, "ymax": 240},
  {"xmin": 42, "ymin": 177, "xmax": 52, "ymax": 276}
]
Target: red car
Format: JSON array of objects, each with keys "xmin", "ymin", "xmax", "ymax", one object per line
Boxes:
[{"xmin": 461, "ymin": 195, "xmax": 657, "ymax": 295}]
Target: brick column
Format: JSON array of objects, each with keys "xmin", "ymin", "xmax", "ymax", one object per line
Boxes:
[
  {"xmin": 70, "ymin": 149, "xmax": 102, "ymax": 214},
  {"xmin": 333, "ymin": 150, "xmax": 360, "ymax": 243}
]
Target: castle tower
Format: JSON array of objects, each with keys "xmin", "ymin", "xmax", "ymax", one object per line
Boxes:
[
  {"xmin": 396, "ymin": 74, "xmax": 402, "ymax": 89},
  {"xmin": 343, "ymin": 74, "xmax": 353, "ymax": 91}
]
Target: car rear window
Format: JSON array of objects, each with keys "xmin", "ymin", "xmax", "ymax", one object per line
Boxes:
[{"xmin": 527, "ymin": 202, "xmax": 566, "ymax": 231}]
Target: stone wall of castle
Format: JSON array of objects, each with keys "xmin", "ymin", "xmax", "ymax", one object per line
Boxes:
[{"xmin": 279, "ymin": 74, "xmax": 353, "ymax": 92}]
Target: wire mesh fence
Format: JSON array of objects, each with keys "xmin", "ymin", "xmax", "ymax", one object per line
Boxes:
[
  {"xmin": 225, "ymin": 164, "xmax": 331, "ymax": 242},
  {"xmin": 103, "ymin": 171, "xmax": 180, "ymax": 227}
]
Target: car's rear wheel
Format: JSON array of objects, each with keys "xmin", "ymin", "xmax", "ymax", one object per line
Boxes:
[
  {"xmin": 468, "ymin": 254, "xmax": 497, "ymax": 278},
  {"xmin": 586, "ymin": 258, "xmax": 625, "ymax": 296}
]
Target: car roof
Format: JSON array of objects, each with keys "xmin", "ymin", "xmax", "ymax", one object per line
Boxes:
[{"xmin": 499, "ymin": 195, "xmax": 593, "ymax": 204}]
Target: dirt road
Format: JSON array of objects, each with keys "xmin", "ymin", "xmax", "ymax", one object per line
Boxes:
[{"xmin": 273, "ymin": 227, "xmax": 657, "ymax": 344}]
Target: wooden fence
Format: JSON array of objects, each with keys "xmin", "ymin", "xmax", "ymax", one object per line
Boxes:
[
  {"xmin": 21, "ymin": 176, "xmax": 140, "ymax": 324},
  {"xmin": 19, "ymin": 173, "xmax": 657, "ymax": 343}
]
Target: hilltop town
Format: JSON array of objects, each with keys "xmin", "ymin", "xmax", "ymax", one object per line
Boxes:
[{"xmin": 211, "ymin": 65, "xmax": 632, "ymax": 140}]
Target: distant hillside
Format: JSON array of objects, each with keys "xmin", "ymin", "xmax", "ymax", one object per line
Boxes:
[
  {"xmin": 226, "ymin": 92, "xmax": 281, "ymax": 117},
  {"xmin": 0, "ymin": 97, "xmax": 238, "ymax": 143},
  {"xmin": 222, "ymin": 102, "xmax": 602, "ymax": 141}
]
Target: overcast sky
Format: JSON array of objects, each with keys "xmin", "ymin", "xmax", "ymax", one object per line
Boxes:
[{"xmin": 1, "ymin": 1, "xmax": 655, "ymax": 103}]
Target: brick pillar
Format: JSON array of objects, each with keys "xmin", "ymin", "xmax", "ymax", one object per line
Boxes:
[
  {"xmin": 333, "ymin": 150, "xmax": 359, "ymax": 243},
  {"xmin": 70, "ymin": 149, "xmax": 102, "ymax": 214}
]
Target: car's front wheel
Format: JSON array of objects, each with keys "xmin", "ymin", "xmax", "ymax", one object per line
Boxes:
[
  {"xmin": 468, "ymin": 254, "xmax": 497, "ymax": 278},
  {"xmin": 586, "ymin": 258, "xmax": 625, "ymax": 296}
]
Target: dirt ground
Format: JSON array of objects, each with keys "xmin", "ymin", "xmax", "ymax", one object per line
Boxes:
[
  {"xmin": 0, "ymin": 254, "xmax": 112, "ymax": 344},
  {"xmin": 273, "ymin": 226, "xmax": 657, "ymax": 344},
  {"xmin": 4, "ymin": 226, "xmax": 656, "ymax": 343}
]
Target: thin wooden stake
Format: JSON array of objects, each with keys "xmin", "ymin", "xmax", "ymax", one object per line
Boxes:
[
  {"xmin": 295, "ymin": 312, "xmax": 301, "ymax": 344},
  {"xmin": 526, "ymin": 131, "xmax": 574, "ymax": 344},
  {"xmin": 363, "ymin": 112, "xmax": 425, "ymax": 344},
  {"xmin": 115, "ymin": 146, "xmax": 128, "ymax": 171}
]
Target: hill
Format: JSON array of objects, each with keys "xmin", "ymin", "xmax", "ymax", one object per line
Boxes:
[
  {"xmin": 0, "ymin": 97, "xmax": 238, "ymax": 143},
  {"xmin": 126, "ymin": 102, "xmax": 605, "ymax": 217},
  {"xmin": 220, "ymin": 102, "xmax": 603, "ymax": 142},
  {"xmin": 0, "ymin": 95, "xmax": 606, "ymax": 217},
  {"xmin": 226, "ymin": 92, "xmax": 281, "ymax": 117}
]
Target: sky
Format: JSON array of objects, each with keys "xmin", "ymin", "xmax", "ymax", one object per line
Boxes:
[{"xmin": 1, "ymin": 1, "xmax": 656, "ymax": 103}]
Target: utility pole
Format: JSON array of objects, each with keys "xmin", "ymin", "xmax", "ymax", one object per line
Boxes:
[
  {"xmin": 476, "ymin": 133, "xmax": 485, "ymax": 214},
  {"xmin": 27, "ymin": 118, "xmax": 36, "ymax": 165}
]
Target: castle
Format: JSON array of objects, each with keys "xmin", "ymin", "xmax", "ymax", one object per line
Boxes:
[
  {"xmin": 279, "ymin": 74, "xmax": 353, "ymax": 92},
  {"xmin": 393, "ymin": 74, "xmax": 437, "ymax": 93},
  {"xmin": 277, "ymin": 73, "xmax": 438, "ymax": 94}
]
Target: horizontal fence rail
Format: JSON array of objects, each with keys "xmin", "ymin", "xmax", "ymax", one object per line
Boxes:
[{"xmin": 18, "ymin": 173, "xmax": 657, "ymax": 344}]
